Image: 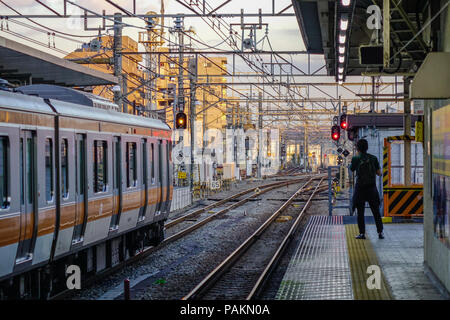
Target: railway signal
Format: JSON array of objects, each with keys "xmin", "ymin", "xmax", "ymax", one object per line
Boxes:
[
  {"xmin": 331, "ymin": 125, "xmax": 340, "ymax": 141},
  {"xmin": 342, "ymin": 149, "xmax": 350, "ymax": 157},
  {"xmin": 175, "ymin": 112, "xmax": 187, "ymax": 129},
  {"xmin": 347, "ymin": 128, "xmax": 357, "ymax": 141},
  {"xmin": 340, "ymin": 114, "xmax": 348, "ymax": 130}
]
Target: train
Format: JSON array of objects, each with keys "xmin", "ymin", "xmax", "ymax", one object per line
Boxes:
[{"xmin": 0, "ymin": 85, "xmax": 173, "ymax": 299}]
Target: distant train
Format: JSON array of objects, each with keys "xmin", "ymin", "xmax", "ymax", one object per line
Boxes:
[{"xmin": 0, "ymin": 85, "xmax": 173, "ymax": 299}]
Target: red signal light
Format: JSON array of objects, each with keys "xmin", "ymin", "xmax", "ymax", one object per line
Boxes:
[
  {"xmin": 331, "ymin": 125, "xmax": 340, "ymax": 141},
  {"xmin": 340, "ymin": 114, "xmax": 348, "ymax": 130}
]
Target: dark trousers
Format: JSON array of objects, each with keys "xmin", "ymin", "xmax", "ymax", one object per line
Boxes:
[{"xmin": 353, "ymin": 184, "xmax": 383, "ymax": 234}]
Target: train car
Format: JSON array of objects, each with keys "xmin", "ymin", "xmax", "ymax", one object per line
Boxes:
[{"xmin": 0, "ymin": 85, "xmax": 173, "ymax": 299}]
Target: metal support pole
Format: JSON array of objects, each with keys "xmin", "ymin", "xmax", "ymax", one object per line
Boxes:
[
  {"xmin": 202, "ymin": 75, "xmax": 208, "ymax": 155},
  {"xmin": 178, "ymin": 37, "xmax": 184, "ymax": 112},
  {"xmin": 404, "ymin": 77, "xmax": 412, "ymax": 186},
  {"xmin": 303, "ymin": 124, "xmax": 308, "ymax": 172},
  {"xmin": 113, "ymin": 13, "xmax": 124, "ymax": 112},
  {"xmin": 124, "ymin": 279, "xmax": 130, "ymax": 300},
  {"xmin": 189, "ymin": 55, "xmax": 198, "ymax": 202},
  {"xmin": 383, "ymin": 0, "xmax": 390, "ymax": 68},
  {"xmin": 257, "ymin": 91, "xmax": 262, "ymax": 178},
  {"xmin": 370, "ymin": 77, "xmax": 375, "ymax": 112}
]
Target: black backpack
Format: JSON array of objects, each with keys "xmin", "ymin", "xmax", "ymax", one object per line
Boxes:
[{"xmin": 357, "ymin": 154, "xmax": 376, "ymax": 187}]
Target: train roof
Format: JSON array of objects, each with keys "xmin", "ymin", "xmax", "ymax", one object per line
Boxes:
[{"xmin": 0, "ymin": 89, "xmax": 171, "ymax": 131}]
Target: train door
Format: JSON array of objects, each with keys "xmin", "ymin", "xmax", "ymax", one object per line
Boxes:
[
  {"xmin": 164, "ymin": 141, "xmax": 171, "ymax": 213},
  {"xmin": 138, "ymin": 138, "xmax": 148, "ymax": 222},
  {"xmin": 16, "ymin": 130, "xmax": 36, "ymax": 262},
  {"xmin": 110, "ymin": 136, "xmax": 122, "ymax": 231},
  {"xmin": 73, "ymin": 134, "xmax": 86, "ymax": 244},
  {"xmin": 155, "ymin": 140, "xmax": 163, "ymax": 215}
]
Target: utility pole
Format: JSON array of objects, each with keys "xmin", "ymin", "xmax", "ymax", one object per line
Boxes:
[
  {"xmin": 113, "ymin": 13, "xmax": 124, "ymax": 112},
  {"xmin": 202, "ymin": 75, "xmax": 207, "ymax": 153},
  {"xmin": 257, "ymin": 91, "xmax": 263, "ymax": 178},
  {"xmin": 175, "ymin": 16, "xmax": 184, "ymax": 115},
  {"xmin": 189, "ymin": 55, "xmax": 198, "ymax": 202},
  {"xmin": 370, "ymin": 76, "xmax": 375, "ymax": 112},
  {"xmin": 304, "ymin": 123, "xmax": 308, "ymax": 172}
]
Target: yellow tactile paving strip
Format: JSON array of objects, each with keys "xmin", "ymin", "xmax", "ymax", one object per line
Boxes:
[{"xmin": 345, "ymin": 224, "xmax": 392, "ymax": 300}]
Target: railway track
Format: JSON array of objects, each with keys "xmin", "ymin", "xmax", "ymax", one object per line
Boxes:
[
  {"xmin": 182, "ymin": 178, "xmax": 326, "ymax": 300},
  {"xmin": 50, "ymin": 174, "xmax": 324, "ymax": 300}
]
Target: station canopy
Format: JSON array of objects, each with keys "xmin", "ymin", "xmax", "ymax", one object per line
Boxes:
[
  {"xmin": 0, "ymin": 36, "xmax": 117, "ymax": 87},
  {"xmin": 292, "ymin": 0, "xmax": 428, "ymax": 77}
]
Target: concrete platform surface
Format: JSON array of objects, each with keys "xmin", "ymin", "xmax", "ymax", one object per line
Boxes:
[
  {"xmin": 366, "ymin": 223, "xmax": 445, "ymax": 300},
  {"xmin": 276, "ymin": 216, "xmax": 447, "ymax": 300}
]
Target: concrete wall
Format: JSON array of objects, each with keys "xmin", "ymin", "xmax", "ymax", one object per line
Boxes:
[{"xmin": 423, "ymin": 99, "xmax": 450, "ymax": 293}]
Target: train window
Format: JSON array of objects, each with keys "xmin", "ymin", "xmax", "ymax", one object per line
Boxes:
[
  {"xmin": 45, "ymin": 138, "xmax": 54, "ymax": 202},
  {"xmin": 77, "ymin": 138, "xmax": 85, "ymax": 195},
  {"xmin": 61, "ymin": 139, "xmax": 69, "ymax": 199},
  {"xmin": 168, "ymin": 141, "xmax": 172, "ymax": 162},
  {"xmin": 20, "ymin": 138, "xmax": 24, "ymax": 205},
  {"xmin": 0, "ymin": 137, "xmax": 9, "ymax": 209},
  {"xmin": 142, "ymin": 139, "xmax": 147, "ymax": 186},
  {"xmin": 27, "ymin": 138, "xmax": 33, "ymax": 204},
  {"xmin": 113, "ymin": 138, "xmax": 120, "ymax": 189},
  {"xmin": 126, "ymin": 142, "xmax": 137, "ymax": 188},
  {"xmin": 93, "ymin": 140, "xmax": 108, "ymax": 193},
  {"xmin": 151, "ymin": 143, "xmax": 155, "ymax": 183}
]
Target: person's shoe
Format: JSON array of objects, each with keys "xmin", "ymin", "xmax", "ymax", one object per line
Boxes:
[
  {"xmin": 355, "ymin": 234, "xmax": 366, "ymax": 239},
  {"xmin": 378, "ymin": 232, "xmax": 385, "ymax": 239}
]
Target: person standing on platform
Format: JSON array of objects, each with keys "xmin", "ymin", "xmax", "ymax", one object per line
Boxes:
[{"xmin": 350, "ymin": 139, "xmax": 384, "ymax": 239}]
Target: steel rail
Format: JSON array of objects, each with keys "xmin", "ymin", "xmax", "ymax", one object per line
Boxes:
[
  {"xmin": 50, "ymin": 175, "xmax": 321, "ymax": 300},
  {"xmin": 163, "ymin": 177, "xmax": 320, "ymax": 245},
  {"xmin": 246, "ymin": 178, "xmax": 324, "ymax": 299},
  {"xmin": 182, "ymin": 178, "xmax": 325, "ymax": 300},
  {"xmin": 165, "ymin": 174, "xmax": 319, "ymax": 228}
]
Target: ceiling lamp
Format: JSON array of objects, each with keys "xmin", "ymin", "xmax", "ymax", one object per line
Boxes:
[
  {"xmin": 339, "ymin": 34, "xmax": 346, "ymax": 44},
  {"xmin": 338, "ymin": 67, "xmax": 344, "ymax": 73},
  {"xmin": 339, "ymin": 55, "xmax": 345, "ymax": 63},
  {"xmin": 340, "ymin": 16, "xmax": 349, "ymax": 31},
  {"xmin": 341, "ymin": 0, "xmax": 351, "ymax": 6},
  {"xmin": 339, "ymin": 46, "xmax": 345, "ymax": 54}
]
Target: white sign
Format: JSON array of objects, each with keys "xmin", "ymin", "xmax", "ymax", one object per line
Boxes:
[{"xmin": 413, "ymin": 99, "xmax": 424, "ymax": 115}]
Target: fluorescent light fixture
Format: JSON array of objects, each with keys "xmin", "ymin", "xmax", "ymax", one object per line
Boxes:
[
  {"xmin": 340, "ymin": 17, "xmax": 349, "ymax": 31},
  {"xmin": 338, "ymin": 67, "xmax": 344, "ymax": 73},
  {"xmin": 341, "ymin": 0, "xmax": 351, "ymax": 6},
  {"xmin": 339, "ymin": 46, "xmax": 345, "ymax": 54},
  {"xmin": 339, "ymin": 55, "xmax": 345, "ymax": 63},
  {"xmin": 339, "ymin": 35, "xmax": 346, "ymax": 44}
]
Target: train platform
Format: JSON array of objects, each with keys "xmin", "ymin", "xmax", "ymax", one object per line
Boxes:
[{"xmin": 276, "ymin": 216, "xmax": 446, "ymax": 300}]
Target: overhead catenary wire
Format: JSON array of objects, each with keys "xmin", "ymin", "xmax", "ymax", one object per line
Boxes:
[{"xmin": 0, "ymin": 0, "xmax": 101, "ymax": 38}]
